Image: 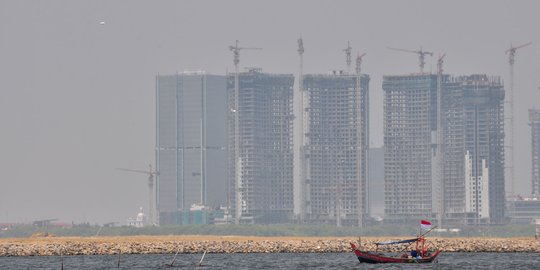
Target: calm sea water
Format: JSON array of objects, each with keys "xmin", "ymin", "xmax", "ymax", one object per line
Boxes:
[{"xmin": 1, "ymin": 252, "xmax": 539, "ymax": 269}]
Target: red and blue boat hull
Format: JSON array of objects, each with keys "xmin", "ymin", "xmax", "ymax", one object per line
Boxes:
[{"xmin": 350, "ymin": 243, "xmax": 442, "ymax": 264}]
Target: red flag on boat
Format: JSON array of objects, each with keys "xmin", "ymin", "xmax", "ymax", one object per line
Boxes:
[{"xmin": 420, "ymin": 220, "xmax": 431, "ymax": 230}]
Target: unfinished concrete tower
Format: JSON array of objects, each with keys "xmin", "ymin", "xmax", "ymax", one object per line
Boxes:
[
  {"xmin": 227, "ymin": 68, "xmax": 295, "ymax": 224},
  {"xmin": 456, "ymin": 75, "xmax": 505, "ymax": 224},
  {"xmin": 383, "ymin": 73, "xmax": 505, "ymax": 225},
  {"xmin": 383, "ymin": 74, "xmax": 438, "ymax": 224},
  {"xmin": 303, "ymin": 71, "xmax": 370, "ymax": 226},
  {"xmin": 440, "ymin": 75, "xmax": 505, "ymax": 225}
]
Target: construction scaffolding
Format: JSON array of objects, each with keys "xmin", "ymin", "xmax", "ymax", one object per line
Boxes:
[
  {"xmin": 227, "ymin": 68, "xmax": 295, "ymax": 224},
  {"xmin": 302, "ymin": 72, "xmax": 370, "ymax": 226}
]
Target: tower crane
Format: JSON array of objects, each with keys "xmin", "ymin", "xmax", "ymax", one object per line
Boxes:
[
  {"xmin": 344, "ymin": 41, "xmax": 352, "ymax": 74},
  {"xmin": 228, "ymin": 40, "xmax": 262, "ymax": 75},
  {"xmin": 506, "ymin": 42, "xmax": 532, "ymax": 66},
  {"xmin": 228, "ymin": 40, "xmax": 261, "ymax": 224},
  {"xmin": 505, "ymin": 42, "xmax": 532, "ymax": 208},
  {"xmin": 355, "ymin": 51, "xmax": 367, "ymax": 227},
  {"xmin": 116, "ymin": 164, "xmax": 158, "ymax": 225},
  {"xmin": 436, "ymin": 53, "xmax": 446, "ymax": 229},
  {"xmin": 355, "ymin": 52, "xmax": 366, "ymax": 75},
  {"xmin": 388, "ymin": 47, "xmax": 433, "ymax": 73},
  {"xmin": 294, "ymin": 37, "xmax": 306, "ymax": 222}
]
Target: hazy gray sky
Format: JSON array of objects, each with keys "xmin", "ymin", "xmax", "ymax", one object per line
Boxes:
[{"xmin": 1, "ymin": 0, "xmax": 539, "ymax": 224}]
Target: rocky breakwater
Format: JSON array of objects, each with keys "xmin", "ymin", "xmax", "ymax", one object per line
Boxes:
[{"xmin": 1, "ymin": 236, "xmax": 540, "ymax": 256}]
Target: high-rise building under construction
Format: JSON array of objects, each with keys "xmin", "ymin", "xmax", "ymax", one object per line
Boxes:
[
  {"xmin": 383, "ymin": 74, "xmax": 438, "ymax": 223},
  {"xmin": 156, "ymin": 72, "xmax": 228, "ymax": 225},
  {"xmin": 302, "ymin": 72, "xmax": 370, "ymax": 226},
  {"xmin": 530, "ymin": 109, "xmax": 540, "ymax": 196},
  {"xmin": 444, "ymin": 75, "xmax": 505, "ymax": 224},
  {"xmin": 227, "ymin": 68, "xmax": 295, "ymax": 224},
  {"xmin": 383, "ymin": 73, "xmax": 505, "ymax": 225}
]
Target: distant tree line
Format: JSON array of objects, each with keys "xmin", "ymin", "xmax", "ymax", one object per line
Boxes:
[{"xmin": 0, "ymin": 224, "xmax": 536, "ymax": 238}]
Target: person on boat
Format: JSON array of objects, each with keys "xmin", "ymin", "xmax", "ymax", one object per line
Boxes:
[{"xmin": 410, "ymin": 250, "xmax": 422, "ymax": 259}]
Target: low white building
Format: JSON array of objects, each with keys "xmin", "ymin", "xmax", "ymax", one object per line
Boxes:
[{"xmin": 127, "ymin": 207, "xmax": 145, "ymax": 228}]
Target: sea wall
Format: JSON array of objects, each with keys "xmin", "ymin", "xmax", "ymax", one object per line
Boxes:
[{"xmin": 1, "ymin": 236, "xmax": 539, "ymax": 256}]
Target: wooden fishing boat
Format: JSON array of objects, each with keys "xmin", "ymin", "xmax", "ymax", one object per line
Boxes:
[
  {"xmin": 350, "ymin": 222, "xmax": 442, "ymax": 264},
  {"xmin": 350, "ymin": 242, "xmax": 442, "ymax": 264}
]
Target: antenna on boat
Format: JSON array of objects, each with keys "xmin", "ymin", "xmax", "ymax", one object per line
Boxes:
[{"xmin": 420, "ymin": 226, "xmax": 437, "ymax": 238}]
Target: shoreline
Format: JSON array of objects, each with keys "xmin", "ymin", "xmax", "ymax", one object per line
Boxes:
[{"xmin": 1, "ymin": 235, "xmax": 540, "ymax": 256}]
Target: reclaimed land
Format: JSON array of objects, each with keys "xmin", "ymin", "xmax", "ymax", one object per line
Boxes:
[{"xmin": 1, "ymin": 235, "xmax": 540, "ymax": 256}]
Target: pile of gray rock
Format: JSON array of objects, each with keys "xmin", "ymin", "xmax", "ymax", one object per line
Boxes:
[{"xmin": 1, "ymin": 237, "xmax": 539, "ymax": 256}]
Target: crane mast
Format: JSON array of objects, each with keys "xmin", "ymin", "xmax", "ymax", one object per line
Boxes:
[
  {"xmin": 356, "ymin": 51, "xmax": 367, "ymax": 228},
  {"xmin": 116, "ymin": 164, "xmax": 158, "ymax": 225},
  {"xmin": 344, "ymin": 41, "xmax": 352, "ymax": 74},
  {"xmin": 436, "ymin": 53, "xmax": 445, "ymax": 229},
  {"xmin": 228, "ymin": 40, "xmax": 261, "ymax": 224},
  {"xmin": 505, "ymin": 42, "xmax": 531, "ymax": 215},
  {"xmin": 294, "ymin": 37, "xmax": 305, "ymax": 222},
  {"xmin": 355, "ymin": 52, "xmax": 366, "ymax": 75}
]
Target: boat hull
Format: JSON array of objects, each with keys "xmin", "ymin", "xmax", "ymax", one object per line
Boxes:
[{"xmin": 351, "ymin": 243, "xmax": 442, "ymax": 264}]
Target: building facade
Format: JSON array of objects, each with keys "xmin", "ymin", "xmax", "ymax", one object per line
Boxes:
[
  {"xmin": 441, "ymin": 75, "xmax": 505, "ymax": 225},
  {"xmin": 302, "ymin": 72, "xmax": 370, "ymax": 226},
  {"xmin": 464, "ymin": 151, "xmax": 490, "ymax": 219},
  {"xmin": 383, "ymin": 73, "xmax": 505, "ymax": 225},
  {"xmin": 531, "ymin": 109, "xmax": 540, "ymax": 196},
  {"xmin": 156, "ymin": 72, "xmax": 228, "ymax": 225},
  {"xmin": 512, "ymin": 196, "xmax": 540, "ymax": 224},
  {"xmin": 383, "ymin": 74, "xmax": 438, "ymax": 223},
  {"xmin": 456, "ymin": 75, "xmax": 505, "ymax": 224},
  {"xmin": 227, "ymin": 68, "xmax": 295, "ymax": 224},
  {"xmin": 368, "ymin": 147, "xmax": 385, "ymax": 221}
]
